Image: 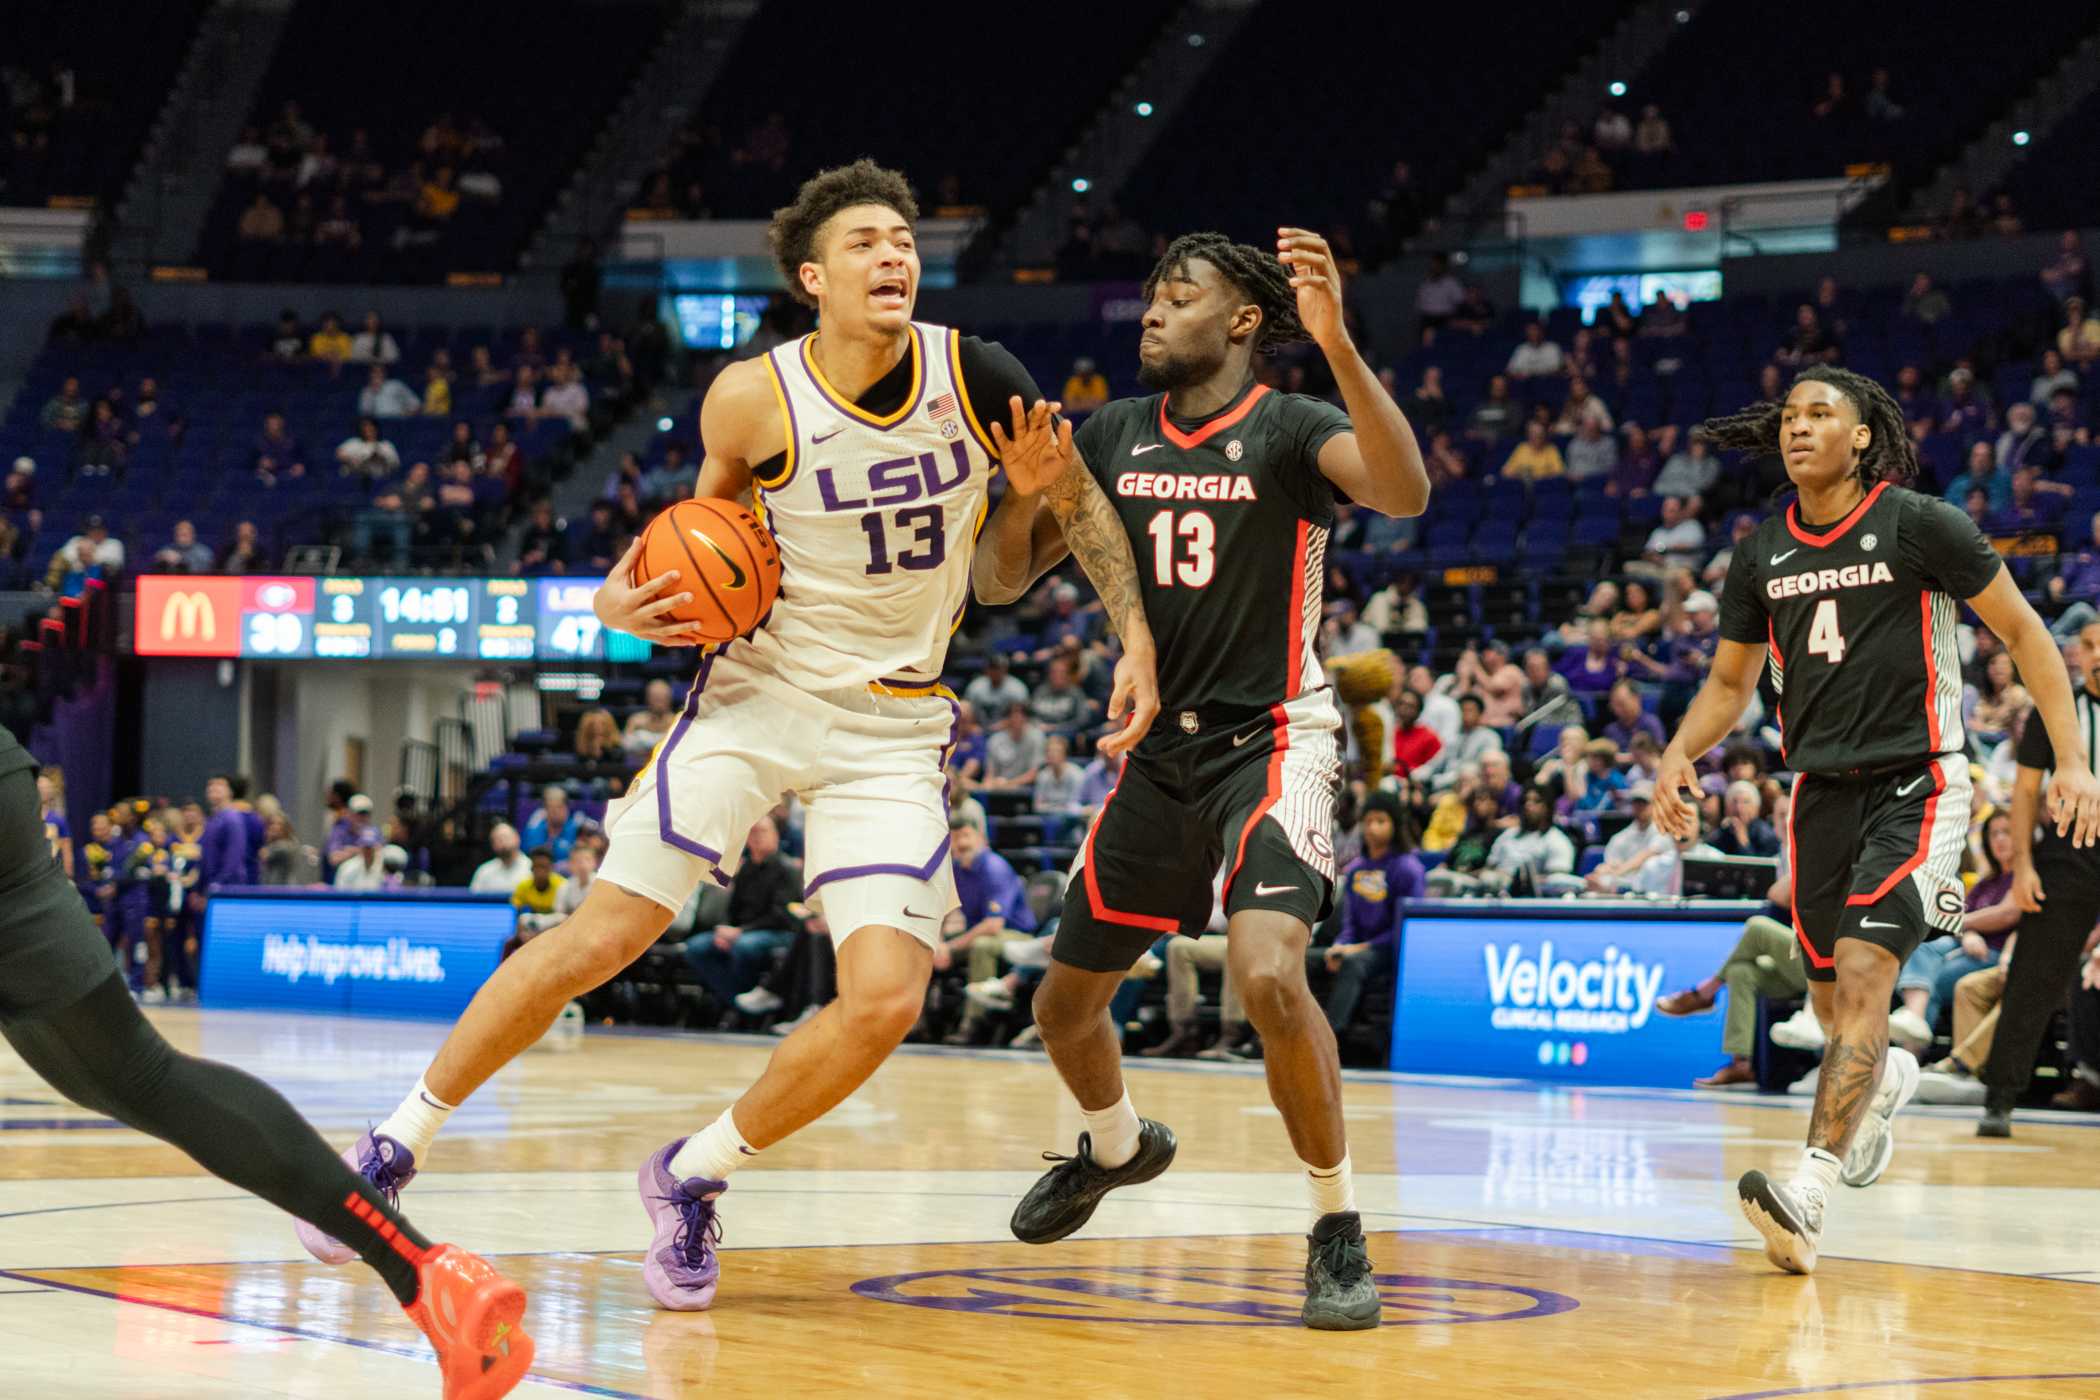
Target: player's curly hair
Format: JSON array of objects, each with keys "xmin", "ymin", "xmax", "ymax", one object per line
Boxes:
[
  {"xmin": 1142, "ymin": 231, "xmax": 1308, "ymax": 352},
  {"xmin": 1694, "ymin": 364, "xmax": 1919, "ymax": 491},
  {"xmin": 768, "ymin": 159, "xmax": 920, "ymax": 308}
]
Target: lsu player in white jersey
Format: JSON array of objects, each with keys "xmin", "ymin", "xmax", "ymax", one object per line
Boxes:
[{"xmin": 296, "ymin": 161, "xmax": 1160, "ymax": 1310}]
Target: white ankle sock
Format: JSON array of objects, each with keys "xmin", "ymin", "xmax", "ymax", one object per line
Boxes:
[
  {"xmin": 374, "ymin": 1076, "xmax": 456, "ymax": 1162},
  {"xmin": 1305, "ymin": 1151, "xmax": 1356, "ymax": 1222},
  {"xmin": 1079, "ymin": 1091, "xmax": 1142, "ymax": 1169},
  {"xmin": 669, "ymin": 1108, "xmax": 756, "ymax": 1183},
  {"xmin": 1790, "ymin": 1146, "xmax": 1841, "ymax": 1196}
]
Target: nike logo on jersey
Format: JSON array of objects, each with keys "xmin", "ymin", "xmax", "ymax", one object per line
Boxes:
[
  {"xmin": 902, "ymin": 906, "xmax": 932, "ymax": 920},
  {"xmin": 1130, "ymin": 442, "xmax": 1162, "ymax": 455},
  {"xmin": 1858, "ymin": 917, "xmax": 1904, "ymax": 931},
  {"xmin": 691, "ymin": 529, "xmax": 747, "ymax": 588},
  {"xmin": 812, "ymin": 426, "xmax": 847, "ymax": 444},
  {"xmin": 1895, "ymin": 775, "xmax": 1927, "ymax": 797},
  {"xmin": 1769, "ymin": 549, "xmax": 1799, "ymax": 565},
  {"xmin": 1254, "ymin": 882, "xmax": 1299, "ymax": 897},
  {"xmin": 1231, "ymin": 727, "xmax": 1265, "ymax": 748}
]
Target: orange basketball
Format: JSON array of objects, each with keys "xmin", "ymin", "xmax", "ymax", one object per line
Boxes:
[{"xmin": 633, "ymin": 497, "xmax": 782, "ymax": 643}]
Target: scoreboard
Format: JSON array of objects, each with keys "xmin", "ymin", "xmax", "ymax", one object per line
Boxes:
[{"xmin": 136, "ymin": 575, "xmax": 652, "ymax": 663}]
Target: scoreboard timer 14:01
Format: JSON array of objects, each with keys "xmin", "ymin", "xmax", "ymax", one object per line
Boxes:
[{"xmin": 136, "ymin": 574, "xmax": 636, "ymax": 662}]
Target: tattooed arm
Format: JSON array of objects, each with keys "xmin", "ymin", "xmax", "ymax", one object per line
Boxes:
[{"xmin": 980, "ymin": 397, "xmax": 1158, "ymax": 756}]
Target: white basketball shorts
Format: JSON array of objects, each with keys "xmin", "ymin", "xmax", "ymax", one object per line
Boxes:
[{"xmin": 599, "ymin": 645, "xmax": 959, "ymax": 949}]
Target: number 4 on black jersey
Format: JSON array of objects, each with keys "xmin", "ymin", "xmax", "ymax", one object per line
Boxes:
[{"xmin": 1717, "ymin": 480, "xmax": 2003, "ymax": 777}]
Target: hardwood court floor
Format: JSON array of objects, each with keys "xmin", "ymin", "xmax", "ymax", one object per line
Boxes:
[{"xmin": 0, "ymin": 1009, "xmax": 2094, "ymax": 1398}]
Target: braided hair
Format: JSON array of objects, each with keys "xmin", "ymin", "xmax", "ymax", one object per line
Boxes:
[
  {"xmin": 1141, "ymin": 231, "xmax": 1308, "ymax": 352},
  {"xmin": 1695, "ymin": 364, "xmax": 1919, "ymax": 492}
]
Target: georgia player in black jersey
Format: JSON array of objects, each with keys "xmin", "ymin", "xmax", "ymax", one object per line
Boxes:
[
  {"xmin": 973, "ymin": 230, "xmax": 1428, "ymax": 1329},
  {"xmin": 1655, "ymin": 365, "xmax": 2100, "ymax": 1275}
]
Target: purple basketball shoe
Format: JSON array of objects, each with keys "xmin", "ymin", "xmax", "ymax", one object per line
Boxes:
[
  {"xmin": 638, "ymin": 1138, "xmax": 725, "ymax": 1310},
  {"xmin": 295, "ymin": 1130, "xmax": 418, "ymax": 1265}
]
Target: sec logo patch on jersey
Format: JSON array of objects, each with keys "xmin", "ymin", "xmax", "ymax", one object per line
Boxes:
[{"xmin": 1225, "ymin": 439, "xmax": 1244, "ymax": 461}]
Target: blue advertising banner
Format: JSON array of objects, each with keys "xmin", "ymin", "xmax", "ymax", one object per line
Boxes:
[
  {"xmin": 200, "ymin": 889, "xmax": 515, "ymax": 1020},
  {"xmin": 1389, "ymin": 903, "xmax": 1761, "ymax": 1088}
]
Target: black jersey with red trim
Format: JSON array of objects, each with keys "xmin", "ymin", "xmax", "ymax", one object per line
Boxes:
[
  {"xmin": 1074, "ymin": 380, "xmax": 1353, "ymax": 720},
  {"xmin": 1718, "ymin": 481, "xmax": 2003, "ymax": 777}
]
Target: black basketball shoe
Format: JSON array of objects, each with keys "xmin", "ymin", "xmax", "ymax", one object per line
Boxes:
[
  {"xmin": 1009, "ymin": 1120, "xmax": 1177, "ymax": 1245},
  {"xmin": 1302, "ymin": 1211, "xmax": 1381, "ymax": 1330}
]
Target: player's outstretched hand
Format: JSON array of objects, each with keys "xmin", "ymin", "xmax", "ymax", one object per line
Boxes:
[
  {"xmin": 990, "ymin": 396, "xmax": 1074, "ymax": 498},
  {"xmin": 2045, "ymin": 763, "xmax": 2100, "ymax": 848},
  {"xmin": 1278, "ymin": 227, "xmax": 1346, "ymax": 349},
  {"xmin": 594, "ymin": 536, "xmax": 713, "ymax": 647},
  {"xmin": 1652, "ymin": 745, "xmax": 1702, "ymax": 841},
  {"xmin": 1098, "ymin": 644, "xmax": 1160, "ymax": 759}
]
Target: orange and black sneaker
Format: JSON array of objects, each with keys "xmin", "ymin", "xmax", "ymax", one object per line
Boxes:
[{"xmin": 405, "ymin": 1244, "xmax": 534, "ymax": 1400}]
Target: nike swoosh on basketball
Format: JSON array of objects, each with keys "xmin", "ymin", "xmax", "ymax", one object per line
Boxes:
[
  {"xmin": 1858, "ymin": 918, "xmax": 1903, "ymax": 930},
  {"xmin": 1231, "ymin": 728, "xmax": 1264, "ymax": 747},
  {"xmin": 1131, "ymin": 443, "xmax": 1162, "ymax": 456},
  {"xmin": 1770, "ymin": 549, "xmax": 1800, "ymax": 565},
  {"xmin": 812, "ymin": 426, "xmax": 847, "ymax": 444},
  {"xmin": 691, "ymin": 529, "xmax": 748, "ymax": 588},
  {"xmin": 1895, "ymin": 776, "xmax": 1927, "ymax": 796},
  {"xmin": 1254, "ymin": 882, "xmax": 1298, "ymax": 896}
]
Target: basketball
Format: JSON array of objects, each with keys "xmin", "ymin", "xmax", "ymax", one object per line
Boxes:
[{"xmin": 633, "ymin": 497, "xmax": 781, "ymax": 642}]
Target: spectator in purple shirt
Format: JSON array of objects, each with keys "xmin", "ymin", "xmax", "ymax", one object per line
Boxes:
[
  {"xmin": 1938, "ymin": 366, "xmax": 1994, "ymax": 436},
  {"xmin": 1077, "ymin": 746, "xmax": 1122, "ymax": 816},
  {"xmin": 1601, "ymin": 680, "xmax": 1666, "ymax": 751},
  {"xmin": 1309, "ymin": 791, "xmax": 1423, "ymax": 1034},
  {"xmin": 325, "ymin": 792, "xmax": 376, "ymax": 870},
  {"xmin": 1557, "ymin": 618, "xmax": 1625, "ymax": 696},
  {"xmin": 251, "ymin": 411, "xmax": 306, "ymax": 486},
  {"xmin": 199, "ymin": 775, "xmax": 253, "ymax": 892},
  {"xmin": 1986, "ymin": 465, "xmax": 2069, "ymax": 535},
  {"xmin": 2048, "ymin": 509, "xmax": 2100, "ymax": 639}
]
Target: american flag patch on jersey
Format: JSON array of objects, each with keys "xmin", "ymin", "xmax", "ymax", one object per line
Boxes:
[{"xmin": 926, "ymin": 392, "xmax": 957, "ymax": 422}]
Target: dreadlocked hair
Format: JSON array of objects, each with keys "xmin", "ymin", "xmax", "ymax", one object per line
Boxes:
[
  {"xmin": 1694, "ymin": 365, "xmax": 1918, "ymax": 491},
  {"xmin": 1141, "ymin": 231, "xmax": 1307, "ymax": 352}
]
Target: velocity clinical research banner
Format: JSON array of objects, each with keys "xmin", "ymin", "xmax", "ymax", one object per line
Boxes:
[{"xmin": 1389, "ymin": 905, "xmax": 1757, "ymax": 1087}]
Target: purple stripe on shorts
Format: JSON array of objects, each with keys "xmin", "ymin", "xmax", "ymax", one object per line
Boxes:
[
  {"xmin": 806, "ymin": 690, "xmax": 962, "ymax": 898},
  {"xmin": 803, "ymin": 833, "xmax": 953, "ymax": 897},
  {"xmin": 654, "ymin": 647, "xmax": 726, "ymax": 866},
  {"xmin": 876, "ymin": 672, "xmax": 938, "ymax": 689}
]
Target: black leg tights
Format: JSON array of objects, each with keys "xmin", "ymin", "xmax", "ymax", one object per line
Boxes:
[{"xmin": 2, "ymin": 973, "xmax": 432, "ymax": 1305}]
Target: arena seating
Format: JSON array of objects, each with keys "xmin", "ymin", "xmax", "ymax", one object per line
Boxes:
[
  {"xmin": 191, "ymin": 0, "xmax": 672, "ymax": 282},
  {"xmin": 0, "ymin": 4, "xmax": 209, "ymax": 209},
  {"xmin": 1607, "ymin": 2, "xmax": 2097, "ymax": 200},
  {"xmin": 1115, "ymin": 1, "xmax": 1626, "ymax": 245},
  {"xmin": 644, "ymin": 0, "xmax": 1180, "ymax": 221},
  {"xmin": 0, "ymin": 317, "xmax": 614, "ymax": 575}
]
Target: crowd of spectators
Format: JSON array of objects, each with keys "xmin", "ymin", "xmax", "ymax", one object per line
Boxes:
[
  {"xmin": 0, "ymin": 299, "xmax": 666, "ymax": 587},
  {"xmin": 222, "ymin": 103, "xmax": 511, "ymax": 272}
]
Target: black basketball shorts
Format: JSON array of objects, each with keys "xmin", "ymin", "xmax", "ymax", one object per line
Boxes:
[
  {"xmin": 0, "ymin": 769, "xmax": 118, "ymax": 1022},
  {"xmin": 1785, "ymin": 753, "xmax": 1971, "ymax": 983},
  {"xmin": 1053, "ymin": 689, "xmax": 1344, "ymax": 974}
]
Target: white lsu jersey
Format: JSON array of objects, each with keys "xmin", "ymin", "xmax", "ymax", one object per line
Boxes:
[{"xmin": 741, "ymin": 322, "xmax": 998, "ymax": 692}]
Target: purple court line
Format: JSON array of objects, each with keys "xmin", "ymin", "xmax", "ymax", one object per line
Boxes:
[
  {"xmin": 1709, "ymin": 1374, "xmax": 2100, "ymax": 1399},
  {"xmin": 0, "ymin": 1265, "xmax": 652, "ymax": 1400}
]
